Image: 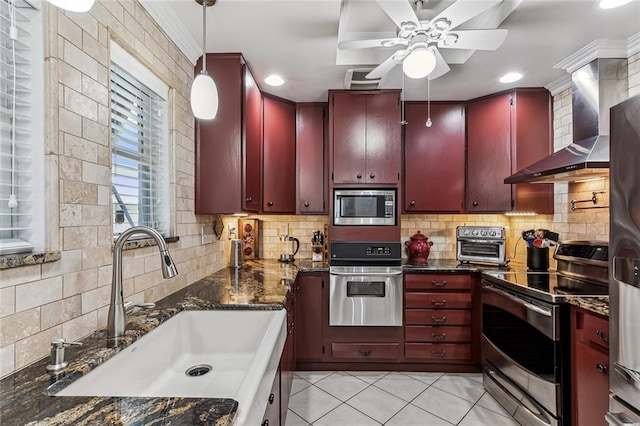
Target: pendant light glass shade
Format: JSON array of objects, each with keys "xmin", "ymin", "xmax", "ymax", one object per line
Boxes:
[
  {"xmin": 403, "ymin": 48, "xmax": 437, "ymax": 79},
  {"xmin": 47, "ymin": 0, "xmax": 95, "ymax": 12},
  {"xmin": 191, "ymin": 72, "xmax": 219, "ymax": 119}
]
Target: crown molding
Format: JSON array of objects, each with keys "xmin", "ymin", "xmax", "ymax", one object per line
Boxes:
[
  {"xmin": 554, "ymin": 39, "xmax": 628, "ymax": 73},
  {"xmin": 139, "ymin": 0, "xmax": 201, "ymax": 65},
  {"xmin": 545, "ymin": 74, "xmax": 572, "ymax": 96}
]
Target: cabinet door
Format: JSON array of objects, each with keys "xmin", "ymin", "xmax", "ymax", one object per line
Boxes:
[
  {"xmin": 466, "ymin": 93, "xmax": 512, "ymax": 212},
  {"xmin": 243, "ymin": 66, "xmax": 262, "ymax": 211},
  {"xmin": 404, "ymin": 102, "xmax": 465, "ymax": 212},
  {"xmin": 365, "ymin": 91, "xmax": 401, "ymax": 184},
  {"xmin": 294, "ymin": 274, "xmax": 325, "ymax": 361},
  {"xmin": 296, "ymin": 103, "xmax": 326, "ymax": 214},
  {"xmin": 263, "ymin": 96, "xmax": 296, "ymax": 213},
  {"xmin": 195, "ymin": 54, "xmax": 242, "ymax": 214},
  {"xmin": 281, "ymin": 295, "xmax": 295, "ymax": 424},
  {"xmin": 332, "ymin": 92, "xmax": 366, "ymax": 183},
  {"xmin": 262, "ymin": 369, "xmax": 280, "ymax": 426},
  {"xmin": 574, "ymin": 341, "xmax": 608, "ymax": 426}
]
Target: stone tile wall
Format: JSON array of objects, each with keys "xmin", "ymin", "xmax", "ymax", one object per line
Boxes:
[{"xmin": 0, "ymin": 1, "xmax": 224, "ymax": 378}]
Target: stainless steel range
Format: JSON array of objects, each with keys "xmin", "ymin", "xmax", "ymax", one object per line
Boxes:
[
  {"xmin": 481, "ymin": 241, "xmax": 609, "ymax": 426},
  {"xmin": 329, "ymin": 241, "xmax": 402, "ymax": 326}
]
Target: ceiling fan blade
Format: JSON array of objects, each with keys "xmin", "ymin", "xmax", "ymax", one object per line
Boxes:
[
  {"xmin": 366, "ymin": 52, "xmax": 404, "ymax": 79},
  {"xmin": 430, "ymin": 0, "xmax": 501, "ymax": 30},
  {"xmin": 375, "ymin": 0, "xmax": 420, "ymax": 29},
  {"xmin": 428, "ymin": 48, "xmax": 451, "ymax": 80},
  {"xmin": 438, "ymin": 29, "xmax": 508, "ymax": 50},
  {"xmin": 338, "ymin": 37, "xmax": 407, "ymax": 50}
]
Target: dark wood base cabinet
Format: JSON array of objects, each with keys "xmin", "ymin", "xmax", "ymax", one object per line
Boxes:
[
  {"xmin": 571, "ymin": 306, "xmax": 609, "ymax": 426},
  {"xmin": 294, "ymin": 271, "xmax": 481, "ymax": 373}
]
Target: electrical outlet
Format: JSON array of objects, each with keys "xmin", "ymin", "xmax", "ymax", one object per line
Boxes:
[{"xmin": 201, "ymin": 225, "xmax": 214, "ymax": 245}]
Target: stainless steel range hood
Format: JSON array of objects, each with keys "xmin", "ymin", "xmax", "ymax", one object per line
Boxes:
[{"xmin": 505, "ymin": 58, "xmax": 628, "ymax": 184}]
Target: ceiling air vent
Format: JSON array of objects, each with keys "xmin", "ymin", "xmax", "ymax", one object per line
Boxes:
[{"xmin": 344, "ymin": 68, "xmax": 382, "ymax": 90}]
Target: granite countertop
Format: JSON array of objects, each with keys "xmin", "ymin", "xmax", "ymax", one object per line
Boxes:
[
  {"xmin": 0, "ymin": 259, "xmax": 319, "ymax": 426},
  {"xmin": 567, "ymin": 296, "xmax": 610, "ymax": 317}
]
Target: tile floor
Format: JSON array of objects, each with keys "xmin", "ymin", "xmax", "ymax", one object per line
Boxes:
[{"xmin": 285, "ymin": 371, "xmax": 520, "ymax": 426}]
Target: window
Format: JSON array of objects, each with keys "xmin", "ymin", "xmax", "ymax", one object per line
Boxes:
[
  {"xmin": 0, "ymin": 0, "xmax": 44, "ymax": 255},
  {"xmin": 110, "ymin": 42, "xmax": 170, "ymax": 237}
]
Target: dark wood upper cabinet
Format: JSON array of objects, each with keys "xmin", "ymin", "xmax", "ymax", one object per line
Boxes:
[
  {"xmin": 466, "ymin": 89, "xmax": 553, "ymax": 213},
  {"xmin": 194, "ymin": 53, "xmax": 243, "ymax": 214},
  {"xmin": 243, "ymin": 66, "xmax": 263, "ymax": 212},
  {"xmin": 330, "ymin": 90, "xmax": 401, "ymax": 185},
  {"xmin": 404, "ymin": 102, "xmax": 465, "ymax": 212},
  {"xmin": 262, "ymin": 95, "xmax": 296, "ymax": 213},
  {"xmin": 296, "ymin": 103, "xmax": 326, "ymax": 214}
]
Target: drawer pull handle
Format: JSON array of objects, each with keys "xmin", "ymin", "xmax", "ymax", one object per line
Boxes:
[
  {"xmin": 596, "ymin": 363, "xmax": 608, "ymax": 374},
  {"xmin": 432, "ymin": 280, "xmax": 447, "ymax": 287},
  {"xmin": 431, "ymin": 350, "xmax": 447, "ymax": 357},
  {"xmin": 431, "ymin": 300, "xmax": 447, "ymax": 307},
  {"xmin": 358, "ymin": 349, "xmax": 372, "ymax": 357},
  {"xmin": 431, "ymin": 316, "xmax": 447, "ymax": 323},
  {"xmin": 432, "ymin": 333, "xmax": 446, "ymax": 340},
  {"xmin": 596, "ymin": 330, "xmax": 609, "ymax": 343}
]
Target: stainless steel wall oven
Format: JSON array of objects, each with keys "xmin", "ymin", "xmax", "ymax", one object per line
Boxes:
[{"xmin": 329, "ymin": 242, "xmax": 402, "ymax": 326}]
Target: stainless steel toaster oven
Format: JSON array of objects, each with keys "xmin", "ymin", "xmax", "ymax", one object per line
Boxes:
[{"xmin": 456, "ymin": 226, "xmax": 507, "ymax": 266}]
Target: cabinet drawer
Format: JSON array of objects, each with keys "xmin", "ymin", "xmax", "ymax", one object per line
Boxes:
[
  {"xmin": 405, "ymin": 309, "xmax": 471, "ymax": 325},
  {"xmin": 405, "ymin": 343, "xmax": 472, "ymax": 361},
  {"xmin": 405, "ymin": 292, "xmax": 472, "ymax": 309},
  {"xmin": 405, "ymin": 326, "xmax": 471, "ymax": 343},
  {"xmin": 331, "ymin": 343, "xmax": 399, "ymax": 360},
  {"xmin": 582, "ymin": 311, "xmax": 609, "ymax": 349},
  {"xmin": 405, "ymin": 274, "xmax": 472, "ymax": 291}
]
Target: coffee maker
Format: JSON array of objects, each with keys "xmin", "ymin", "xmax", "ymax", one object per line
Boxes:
[
  {"xmin": 278, "ymin": 235, "xmax": 300, "ymax": 263},
  {"xmin": 311, "ymin": 230, "xmax": 324, "ymax": 262}
]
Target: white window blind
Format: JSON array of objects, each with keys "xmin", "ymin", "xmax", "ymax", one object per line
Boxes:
[
  {"xmin": 0, "ymin": 0, "xmax": 43, "ymax": 255},
  {"xmin": 110, "ymin": 44, "xmax": 170, "ymax": 237}
]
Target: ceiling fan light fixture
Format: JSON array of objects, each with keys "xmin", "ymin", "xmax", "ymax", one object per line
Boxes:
[
  {"xmin": 499, "ymin": 72, "xmax": 523, "ymax": 83},
  {"xmin": 598, "ymin": 0, "xmax": 633, "ymax": 8},
  {"xmin": 403, "ymin": 48, "xmax": 437, "ymax": 79},
  {"xmin": 46, "ymin": 0, "xmax": 95, "ymax": 12},
  {"xmin": 442, "ymin": 33, "xmax": 458, "ymax": 47},
  {"xmin": 264, "ymin": 75, "xmax": 285, "ymax": 87}
]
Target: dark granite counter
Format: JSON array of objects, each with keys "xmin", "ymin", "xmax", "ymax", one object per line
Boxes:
[
  {"xmin": 0, "ymin": 259, "xmax": 314, "ymax": 426},
  {"xmin": 567, "ymin": 296, "xmax": 609, "ymax": 317}
]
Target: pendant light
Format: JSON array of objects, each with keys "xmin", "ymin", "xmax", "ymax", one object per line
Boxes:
[
  {"xmin": 46, "ymin": 0, "xmax": 95, "ymax": 12},
  {"xmin": 190, "ymin": 0, "xmax": 219, "ymax": 120}
]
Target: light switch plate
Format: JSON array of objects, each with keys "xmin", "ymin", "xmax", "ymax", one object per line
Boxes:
[{"xmin": 201, "ymin": 225, "xmax": 214, "ymax": 245}]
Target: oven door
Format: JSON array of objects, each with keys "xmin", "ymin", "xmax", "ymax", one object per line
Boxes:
[
  {"xmin": 329, "ymin": 266, "xmax": 402, "ymax": 326},
  {"xmin": 481, "ymin": 281, "xmax": 564, "ymax": 421}
]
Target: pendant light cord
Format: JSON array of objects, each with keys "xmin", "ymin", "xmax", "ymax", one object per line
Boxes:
[{"xmin": 201, "ymin": 1, "xmax": 207, "ymax": 73}]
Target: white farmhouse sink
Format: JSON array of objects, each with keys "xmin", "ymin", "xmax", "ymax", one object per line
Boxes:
[{"xmin": 56, "ymin": 309, "xmax": 287, "ymax": 426}]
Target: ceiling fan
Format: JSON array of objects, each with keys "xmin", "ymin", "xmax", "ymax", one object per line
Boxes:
[{"xmin": 338, "ymin": 0, "xmax": 509, "ymax": 80}]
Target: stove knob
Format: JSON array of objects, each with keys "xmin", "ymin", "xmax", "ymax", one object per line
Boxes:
[
  {"xmin": 472, "ymin": 230, "xmax": 479, "ymax": 236},
  {"xmin": 481, "ymin": 230, "xmax": 488, "ymax": 236},
  {"xmin": 490, "ymin": 231, "xmax": 497, "ymax": 236}
]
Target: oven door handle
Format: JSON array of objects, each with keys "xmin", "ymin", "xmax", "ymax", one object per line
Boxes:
[
  {"xmin": 483, "ymin": 283, "xmax": 552, "ymax": 317},
  {"xmin": 330, "ymin": 271, "xmax": 403, "ymax": 276},
  {"xmin": 459, "ymin": 239, "xmax": 504, "ymax": 245},
  {"xmin": 605, "ymin": 412, "xmax": 639, "ymax": 426}
]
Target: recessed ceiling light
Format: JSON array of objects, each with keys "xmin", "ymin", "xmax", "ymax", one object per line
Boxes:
[
  {"xmin": 499, "ymin": 72, "xmax": 523, "ymax": 84},
  {"xmin": 264, "ymin": 75, "xmax": 285, "ymax": 87},
  {"xmin": 598, "ymin": 0, "xmax": 632, "ymax": 9}
]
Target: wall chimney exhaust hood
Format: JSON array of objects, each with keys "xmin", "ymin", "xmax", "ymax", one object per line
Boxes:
[{"xmin": 505, "ymin": 58, "xmax": 628, "ymax": 184}]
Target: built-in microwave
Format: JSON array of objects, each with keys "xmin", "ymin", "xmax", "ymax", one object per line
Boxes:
[{"xmin": 333, "ymin": 189, "xmax": 396, "ymax": 226}]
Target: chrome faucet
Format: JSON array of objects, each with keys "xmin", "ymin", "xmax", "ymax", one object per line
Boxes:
[{"xmin": 107, "ymin": 226, "xmax": 178, "ymax": 343}]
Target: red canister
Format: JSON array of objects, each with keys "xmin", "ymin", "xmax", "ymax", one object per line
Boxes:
[{"xmin": 404, "ymin": 231, "xmax": 434, "ymax": 263}]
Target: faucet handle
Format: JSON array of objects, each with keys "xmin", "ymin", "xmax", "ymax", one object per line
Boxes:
[{"xmin": 47, "ymin": 338, "xmax": 82, "ymax": 372}]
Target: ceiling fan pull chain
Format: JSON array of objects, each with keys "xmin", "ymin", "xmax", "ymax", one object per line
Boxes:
[
  {"xmin": 400, "ymin": 71, "xmax": 408, "ymax": 125},
  {"xmin": 425, "ymin": 77, "xmax": 432, "ymax": 127}
]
